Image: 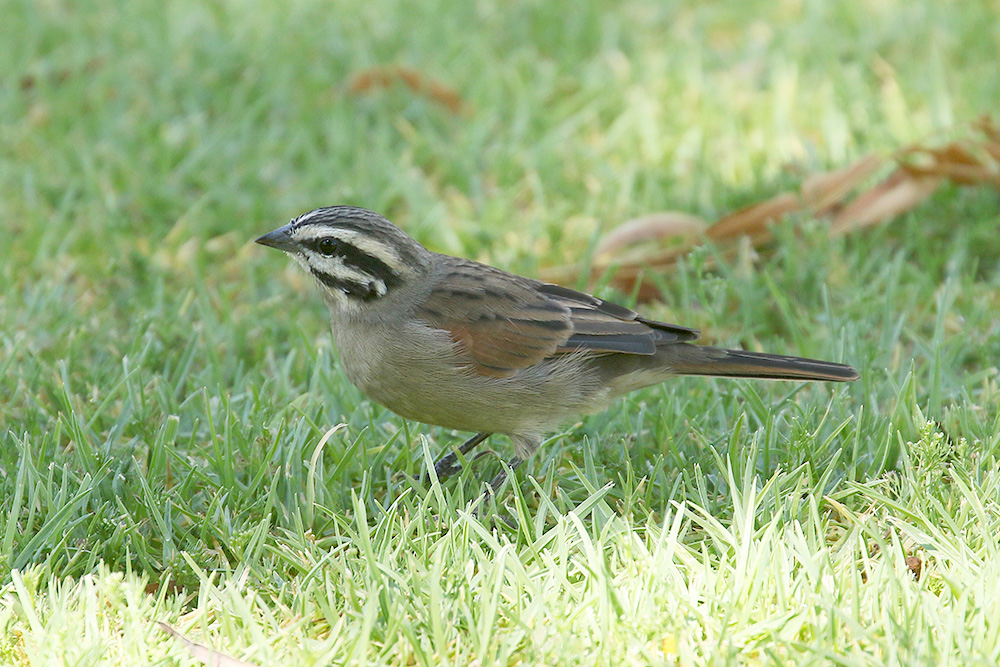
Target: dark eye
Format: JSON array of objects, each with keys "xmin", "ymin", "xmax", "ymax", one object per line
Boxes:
[{"xmin": 316, "ymin": 237, "xmax": 340, "ymax": 256}]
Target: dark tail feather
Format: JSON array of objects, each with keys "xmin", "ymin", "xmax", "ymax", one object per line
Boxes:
[{"xmin": 666, "ymin": 344, "xmax": 860, "ymax": 382}]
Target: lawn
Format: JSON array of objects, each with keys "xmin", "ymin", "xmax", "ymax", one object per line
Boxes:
[{"xmin": 2, "ymin": 0, "xmax": 1000, "ymax": 664}]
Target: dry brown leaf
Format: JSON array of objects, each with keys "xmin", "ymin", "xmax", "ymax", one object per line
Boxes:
[
  {"xmin": 706, "ymin": 192, "xmax": 800, "ymax": 242},
  {"xmin": 604, "ymin": 262, "xmax": 690, "ymax": 302},
  {"xmin": 545, "ymin": 254, "xmax": 676, "ymax": 298},
  {"xmin": 980, "ymin": 140, "xmax": 1000, "ymax": 163},
  {"xmin": 901, "ymin": 161, "xmax": 999, "ymax": 186},
  {"xmin": 972, "ymin": 115, "xmax": 999, "ymax": 141},
  {"xmin": 973, "ymin": 115, "xmax": 1000, "ymax": 142},
  {"xmin": 347, "ymin": 66, "xmax": 465, "ymax": 113},
  {"xmin": 898, "ymin": 141, "xmax": 1000, "ymax": 186},
  {"xmin": 594, "ymin": 212, "xmax": 706, "ymax": 257},
  {"xmin": 545, "ymin": 115, "xmax": 1000, "ymax": 301},
  {"xmin": 830, "ymin": 169, "xmax": 941, "ymax": 234},
  {"xmin": 921, "ymin": 143, "xmax": 983, "ymax": 167},
  {"xmin": 158, "ymin": 622, "xmax": 260, "ymax": 667},
  {"xmin": 802, "ymin": 154, "xmax": 885, "ymax": 213}
]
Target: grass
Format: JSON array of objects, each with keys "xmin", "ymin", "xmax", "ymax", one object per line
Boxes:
[{"xmin": 2, "ymin": 0, "xmax": 1000, "ymax": 664}]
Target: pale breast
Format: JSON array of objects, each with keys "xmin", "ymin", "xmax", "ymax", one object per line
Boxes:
[{"xmin": 329, "ymin": 317, "xmax": 606, "ymax": 436}]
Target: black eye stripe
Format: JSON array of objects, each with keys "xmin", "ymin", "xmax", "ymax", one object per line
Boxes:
[
  {"xmin": 303, "ymin": 236, "xmax": 404, "ymax": 302},
  {"xmin": 310, "ymin": 268, "xmax": 381, "ymax": 302},
  {"xmin": 306, "ymin": 237, "xmax": 402, "ymax": 291}
]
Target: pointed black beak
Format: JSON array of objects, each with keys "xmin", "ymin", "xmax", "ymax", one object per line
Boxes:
[{"xmin": 255, "ymin": 224, "xmax": 296, "ymax": 252}]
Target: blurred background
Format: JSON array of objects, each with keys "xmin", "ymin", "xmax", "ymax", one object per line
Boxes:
[{"xmin": 5, "ymin": 0, "xmax": 996, "ymax": 268}]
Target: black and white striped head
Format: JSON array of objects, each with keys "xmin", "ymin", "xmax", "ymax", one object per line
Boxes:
[{"xmin": 256, "ymin": 206, "xmax": 429, "ymax": 310}]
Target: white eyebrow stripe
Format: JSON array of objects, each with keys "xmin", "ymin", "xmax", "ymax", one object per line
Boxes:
[
  {"xmin": 291, "ymin": 225, "xmax": 341, "ymax": 242},
  {"xmin": 291, "ymin": 253, "xmax": 388, "ymax": 300},
  {"xmin": 292, "ymin": 227, "xmax": 406, "ymax": 272},
  {"xmin": 314, "ymin": 255, "xmax": 384, "ymax": 285}
]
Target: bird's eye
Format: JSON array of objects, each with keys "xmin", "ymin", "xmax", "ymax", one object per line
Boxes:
[{"xmin": 316, "ymin": 237, "xmax": 340, "ymax": 256}]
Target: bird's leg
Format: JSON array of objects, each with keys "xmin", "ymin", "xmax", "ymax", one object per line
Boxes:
[
  {"xmin": 470, "ymin": 456, "xmax": 523, "ymax": 526},
  {"xmin": 428, "ymin": 432, "xmax": 490, "ymax": 482},
  {"xmin": 485, "ymin": 456, "xmax": 523, "ymax": 497}
]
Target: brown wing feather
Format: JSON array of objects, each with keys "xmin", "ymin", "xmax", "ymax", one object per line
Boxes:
[
  {"xmin": 416, "ymin": 259, "xmax": 702, "ymax": 377},
  {"xmin": 537, "ymin": 283, "xmax": 701, "ymax": 353},
  {"xmin": 417, "ymin": 261, "xmax": 574, "ymax": 377}
]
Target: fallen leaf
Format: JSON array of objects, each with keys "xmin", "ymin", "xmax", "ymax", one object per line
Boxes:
[
  {"xmin": 706, "ymin": 192, "xmax": 800, "ymax": 242},
  {"xmin": 594, "ymin": 212, "xmax": 706, "ymax": 257},
  {"xmin": 973, "ymin": 115, "xmax": 1000, "ymax": 143},
  {"xmin": 802, "ymin": 154, "xmax": 884, "ymax": 213},
  {"xmin": 980, "ymin": 140, "xmax": 1000, "ymax": 163},
  {"xmin": 348, "ymin": 65, "xmax": 465, "ymax": 114},
  {"xmin": 900, "ymin": 161, "xmax": 998, "ymax": 186},
  {"xmin": 545, "ymin": 115, "xmax": 1000, "ymax": 300},
  {"xmin": 830, "ymin": 169, "xmax": 941, "ymax": 234},
  {"xmin": 158, "ymin": 622, "xmax": 259, "ymax": 667}
]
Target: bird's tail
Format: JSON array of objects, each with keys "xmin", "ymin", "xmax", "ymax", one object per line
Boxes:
[{"xmin": 665, "ymin": 344, "xmax": 859, "ymax": 382}]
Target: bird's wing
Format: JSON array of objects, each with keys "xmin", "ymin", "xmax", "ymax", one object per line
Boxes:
[
  {"xmin": 416, "ymin": 258, "xmax": 701, "ymax": 378},
  {"xmin": 538, "ymin": 282, "xmax": 701, "ymax": 353},
  {"xmin": 416, "ymin": 261, "xmax": 573, "ymax": 377}
]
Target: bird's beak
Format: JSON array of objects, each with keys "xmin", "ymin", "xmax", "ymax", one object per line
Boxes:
[{"xmin": 255, "ymin": 224, "xmax": 296, "ymax": 252}]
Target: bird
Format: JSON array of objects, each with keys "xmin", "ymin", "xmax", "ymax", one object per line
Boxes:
[{"xmin": 256, "ymin": 205, "xmax": 859, "ymax": 492}]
